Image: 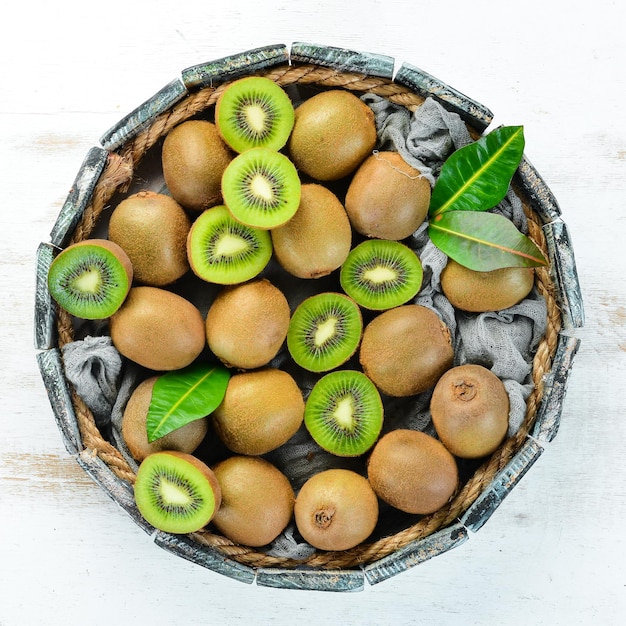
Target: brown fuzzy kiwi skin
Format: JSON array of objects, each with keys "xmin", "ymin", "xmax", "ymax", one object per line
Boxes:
[
  {"xmin": 294, "ymin": 468, "xmax": 379, "ymax": 551},
  {"xmin": 162, "ymin": 120, "xmax": 234, "ymax": 211},
  {"xmin": 212, "ymin": 368, "xmax": 304, "ymax": 455},
  {"xmin": 211, "ymin": 456, "xmax": 294, "ymax": 547},
  {"xmin": 287, "ymin": 90, "xmax": 377, "ymax": 181},
  {"xmin": 108, "ymin": 191, "xmax": 191, "ymax": 287},
  {"xmin": 121, "ymin": 376, "xmax": 209, "ymax": 462},
  {"xmin": 345, "ymin": 151, "xmax": 431, "ymax": 240},
  {"xmin": 441, "ymin": 259, "xmax": 535, "ymax": 312},
  {"xmin": 271, "ymin": 183, "xmax": 352, "ymax": 279},
  {"xmin": 430, "ymin": 364, "xmax": 510, "ymax": 459},
  {"xmin": 359, "ymin": 305, "xmax": 454, "ymax": 397},
  {"xmin": 205, "ymin": 279, "xmax": 290, "ymax": 370},
  {"xmin": 110, "ymin": 286, "xmax": 206, "ymax": 371},
  {"xmin": 367, "ymin": 429, "xmax": 458, "ymax": 515}
]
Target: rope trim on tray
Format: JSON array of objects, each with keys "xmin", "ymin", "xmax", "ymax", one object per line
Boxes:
[{"xmin": 55, "ymin": 63, "xmax": 562, "ymax": 570}]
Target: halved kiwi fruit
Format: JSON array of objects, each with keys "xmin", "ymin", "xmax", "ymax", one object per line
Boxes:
[
  {"xmin": 47, "ymin": 239, "xmax": 133, "ymax": 319},
  {"xmin": 134, "ymin": 451, "xmax": 222, "ymax": 534},
  {"xmin": 186, "ymin": 204, "xmax": 272, "ymax": 284},
  {"xmin": 221, "ymin": 147, "xmax": 301, "ymax": 229},
  {"xmin": 340, "ymin": 239, "xmax": 423, "ymax": 310},
  {"xmin": 215, "ymin": 76, "xmax": 295, "ymax": 153},
  {"xmin": 304, "ymin": 370, "xmax": 383, "ymax": 457},
  {"xmin": 287, "ymin": 292, "xmax": 363, "ymax": 373}
]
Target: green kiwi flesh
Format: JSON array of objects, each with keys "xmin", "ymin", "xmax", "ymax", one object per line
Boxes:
[
  {"xmin": 304, "ymin": 370, "xmax": 383, "ymax": 457},
  {"xmin": 134, "ymin": 451, "xmax": 221, "ymax": 534},
  {"xmin": 340, "ymin": 239, "xmax": 423, "ymax": 310},
  {"xmin": 108, "ymin": 191, "xmax": 191, "ymax": 287},
  {"xmin": 211, "ymin": 456, "xmax": 295, "ymax": 547},
  {"xmin": 221, "ymin": 147, "xmax": 301, "ymax": 229},
  {"xmin": 215, "ymin": 76, "xmax": 295, "ymax": 153},
  {"xmin": 186, "ymin": 204, "xmax": 272, "ymax": 284},
  {"xmin": 294, "ymin": 468, "xmax": 379, "ymax": 551},
  {"xmin": 287, "ymin": 292, "xmax": 363, "ymax": 373},
  {"xmin": 47, "ymin": 239, "xmax": 133, "ymax": 319}
]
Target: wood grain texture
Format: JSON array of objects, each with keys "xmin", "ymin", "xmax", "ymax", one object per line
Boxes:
[{"xmin": 2, "ymin": 0, "xmax": 625, "ymax": 624}]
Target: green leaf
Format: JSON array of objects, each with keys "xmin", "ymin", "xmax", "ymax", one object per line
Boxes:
[
  {"xmin": 146, "ymin": 363, "xmax": 231, "ymax": 443},
  {"xmin": 429, "ymin": 125, "xmax": 525, "ymax": 217},
  {"xmin": 428, "ymin": 210, "xmax": 548, "ymax": 271}
]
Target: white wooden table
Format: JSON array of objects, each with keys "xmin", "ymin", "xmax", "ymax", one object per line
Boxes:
[{"xmin": 2, "ymin": 1, "xmax": 625, "ymax": 624}]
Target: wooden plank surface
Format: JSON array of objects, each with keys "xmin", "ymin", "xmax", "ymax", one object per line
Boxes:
[{"xmin": 2, "ymin": 1, "xmax": 625, "ymax": 624}]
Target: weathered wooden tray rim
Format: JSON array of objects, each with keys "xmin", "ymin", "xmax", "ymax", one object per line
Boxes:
[{"xmin": 34, "ymin": 42, "xmax": 585, "ymax": 591}]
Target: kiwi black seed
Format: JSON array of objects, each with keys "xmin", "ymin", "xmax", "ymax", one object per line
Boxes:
[
  {"xmin": 340, "ymin": 239, "xmax": 423, "ymax": 310},
  {"xmin": 134, "ymin": 451, "xmax": 222, "ymax": 534},
  {"xmin": 221, "ymin": 147, "xmax": 301, "ymax": 229},
  {"xmin": 47, "ymin": 239, "xmax": 133, "ymax": 320},
  {"xmin": 186, "ymin": 204, "xmax": 272, "ymax": 285},
  {"xmin": 287, "ymin": 292, "xmax": 363, "ymax": 373},
  {"xmin": 215, "ymin": 76, "xmax": 295, "ymax": 153},
  {"xmin": 304, "ymin": 370, "xmax": 383, "ymax": 457}
]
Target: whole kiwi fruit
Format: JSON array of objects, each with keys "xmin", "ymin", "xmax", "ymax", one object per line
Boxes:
[
  {"xmin": 121, "ymin": 376, "xmax": 209, "ymax": 462},
  {"xmin": 162, "ymin": 120, "xmax": 234, "ymax": 211},
  {"xmin": 108, "ymin": 191, "xmax": 191, "ymax": 286},
  {"xmin": 367, "ymin": 429, "xmax": 458, "ymax": 515},
  {"xmin": 211, "ymin": 456, "xmax": 294, "ymax": 547},
  {"xmin": 359, "ymin": 305, "xmax": 454, "ymax": 397},
  {"xmin": 271, "ymin": 183, "xmax": 352, "ymax": 279},
  {"xmin": 345, "ymin": 151, "xmax": 431, "ymax": 240},
  {"xmin": 294, "ymin": 468, "xmax": 379, "ymax": 551},
  {"xmin": 212, "ymin": 368, "xmax": 304, "ymax": 455},
  {"xmin": 110, "ymin": 286, "xmax": 206, "ymax": 371},
  {"xmin": 440, "ymin": 259, "xmax": 535, "ymax": 312},
  {"xmin": 287, "ymin": 89, "xmax": 377, "ymax": 181},
  {"xmin": 205, "ymin": 278, "xmax": 290, "ymax": 370},
  {"xmin": 430, "ymin": 364, "xmax": 510, "ymax": 458}
]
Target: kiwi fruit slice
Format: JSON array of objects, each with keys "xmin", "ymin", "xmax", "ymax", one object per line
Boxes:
[
  {"xmin": 340, "ymin": 239, "xmax": 423, "ymax": 310},
  {"xmin": 215, "ymin": 76, "xmax": 295, "ymax": 153},
  {"xmin": 121, "ymin": 376, "xmax": 209, "ymax": 462},
  {"xmin": 205, "ymin": 278, "xmax": 290, "ymax": 370},
  {"xmin": 271, "ymin": 183, "xmax": 352, "ymax": 279},
  {"xmin": 294, "ymin": 468, "xmax": 379, "ymax": 551},
  {"xmin": 110, "ymin": 286, "xmax": 205, "ymax": 371},
  {"xmin": 108, "ymin": 191, "xmax": 191, "ymax": 287},
  {"xmin": 359, "ymin": 304, "xmax": 454, "ymax": 397},
  {"xmin": 211, "ymin": 456, "xmax": 295, "ymax": 547},
  {"xmin": 440, "ymin": 259, "xmax": 535, "ymax": 312},
  {"xmin": 186, "ymin": 204, "xmax": 272, "ymax": 285},
  {"xmin": 345, "ymin": 151, "xmax": 431, "ymax": 240},
  {"xmin": 134, "ymin": 451, "xmax": 221, "ymax": 534},
  {"xmin": 367, "ymin": 429, "xmax": 458, "ymax": 515},
  {"xmin": 47, "ymin": 239, "xmax": 133, "ymax": 319},
  {"xmin": 221, "ymin": 147, "xmax": 301, "ymax": 229},
  {"xmin": 287, "ymin": 89, "xmax": 377, "ymax": 181},
  {"xmin": 287, "ymin": 292, "xmax": 363, "ymax": 373},
  {"xmin": 162, "ymin": 120, "xmax": 234, "ymax": 211},
  {"xmin": 430, "ymin": 364, "xmax": 510, "ymax": 458},
  {"xmin": 304, "ymin": 370, "xmax": 383, "ymax": 457},
  {"xmin": 212, "ymin": 368, "xmax": 304, "ymax": 456}
]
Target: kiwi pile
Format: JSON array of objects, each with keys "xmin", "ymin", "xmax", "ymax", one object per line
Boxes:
[{"xmin": 48, "ymin": 75, "xmax": 538, "ymax": 554}]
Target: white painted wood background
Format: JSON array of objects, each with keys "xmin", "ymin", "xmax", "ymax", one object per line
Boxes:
[{"xmin": 1, "ymin": 0, "xmax": 624, "ymax": 624}]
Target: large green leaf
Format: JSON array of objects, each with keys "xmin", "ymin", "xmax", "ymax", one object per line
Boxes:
[
  {"xmin": 428, "ymin": 210, "xmax": 548, "ymax": 271},
  {"xmin": 146, "ymin": 363, "xmax": 231, "ymax": 443},
  {"xmin": 429, "ymin": 125, "xmax": 525, "ymax": 217}
]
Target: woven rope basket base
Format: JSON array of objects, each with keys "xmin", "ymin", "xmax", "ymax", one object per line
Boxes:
[{"xmin": 35, "ymin": 43, "xmax": 584, "ymax": 592}]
